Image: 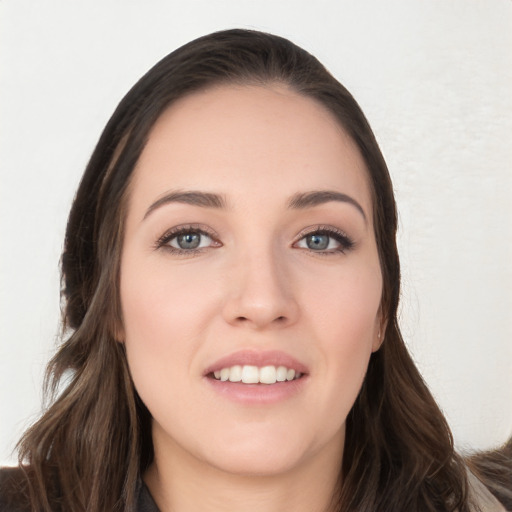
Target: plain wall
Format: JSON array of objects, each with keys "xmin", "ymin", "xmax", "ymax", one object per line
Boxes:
[{"xmin": 1, "ymin": 0, "xmax": 511, "ymax": 465}]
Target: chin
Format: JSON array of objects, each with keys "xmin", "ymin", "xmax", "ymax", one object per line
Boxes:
[
  {"xmin": 196, "ymin": 423, "xmax": 330, "ymax": 478},
  {"xmin": 204, "ymin": 444, "xmax": 307, "ymax": 477}
]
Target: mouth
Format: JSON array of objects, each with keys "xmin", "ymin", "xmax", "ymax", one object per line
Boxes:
[
  {"xmin": 203, "ymin": 350, "xmax": 308, "ymax": 403},
  {"xmin": 208, "ymin": 364, "xmax": 303, "ymax": 384}
]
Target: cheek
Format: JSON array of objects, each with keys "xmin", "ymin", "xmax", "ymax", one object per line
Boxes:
[
  {"xmin": 121, "ymin": 252, "xmax": 220, "ymax": 337},
  {"xmin": 119, "ymin": 255, "xmax": 219, "ymax": 397},
  {"xmin": 302, "ymin": 259, "xmax": 382, "ymax": 341},
  {"xmin": 301, "ymin": 263, "xmax": 382, "ymax": 402}
]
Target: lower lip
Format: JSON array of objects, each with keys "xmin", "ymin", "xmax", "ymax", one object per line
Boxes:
[{"xmin": 205, "ymin": 376, "xmax": 307, "ymax": 405}]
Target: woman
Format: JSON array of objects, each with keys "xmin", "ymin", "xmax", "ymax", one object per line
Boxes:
[{"xmin": 0, "ymin": 29, "xmax": 509, "ymax": 512}]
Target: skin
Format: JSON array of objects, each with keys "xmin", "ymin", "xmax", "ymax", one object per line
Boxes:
[{"xmin": 119, "ymin": 84, "xmax": 384, "ymax": 512}]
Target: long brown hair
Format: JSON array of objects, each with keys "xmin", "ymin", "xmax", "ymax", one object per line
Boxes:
[{"xmin": 12, "ymin": 29, "xmax": 475, "ymax": 511}]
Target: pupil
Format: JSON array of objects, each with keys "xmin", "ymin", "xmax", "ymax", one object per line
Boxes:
[
  {"xmin": 307, "ymin": 234, "xmax": 329, "ymax": 250},
  {"xmin": 178, "ymin": 233, "xmax": 200, "ymax": 249}
]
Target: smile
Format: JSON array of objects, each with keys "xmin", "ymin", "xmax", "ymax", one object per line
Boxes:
[
  {"xmin": 204, "ymin": 350, "xmax": 309, "ymax": 403},
  {"xmin": 212, "ymin": 365, "xmax": 303, "ymax": 384}
]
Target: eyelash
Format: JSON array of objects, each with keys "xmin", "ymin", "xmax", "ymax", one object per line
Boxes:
[
  {"xmin": 154, "ymin": 224, "xmax": 220, "ymax": 256},
  {"xmin": 154, "ymin": 224, "xmax": 355, "ymax": 256},
  {"xmin": 292, "ymin": 226, "xmax": 355, "ymax": 255}
]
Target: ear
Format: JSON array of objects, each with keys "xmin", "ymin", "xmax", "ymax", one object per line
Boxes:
[
  {"xmin": 372, "ymin": 308, "xmax": 388, "ymax": 353},
  {"xmin": 113, "ymin": 328, "xmax": 125, "ymax": 343},
  {"xmin": 111, "ymin": 316, "xmax": 125, "ymax": 343}
]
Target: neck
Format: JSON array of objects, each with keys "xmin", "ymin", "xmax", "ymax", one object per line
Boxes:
[{"xmin": 144, "ymin": 430, "xmax": 343, "ymax": 512}]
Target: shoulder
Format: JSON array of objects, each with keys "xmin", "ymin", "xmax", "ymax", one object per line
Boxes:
[
  {"xmin": 466, "ymin": 467, "xmax": 508, "ymax": 512},
  {"xmin": 467, "ymin": 439, "xmax": 512, "ymax": 511},
  {"xmin": 0, "ymin": 467, "xmax": 31, "ymax": 512}
]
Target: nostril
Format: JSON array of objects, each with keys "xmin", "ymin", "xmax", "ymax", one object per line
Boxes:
[{"xmin": 233, "ymin": 315, "xmax": 287, "ymax": 326}]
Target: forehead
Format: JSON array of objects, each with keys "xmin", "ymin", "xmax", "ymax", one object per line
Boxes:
[{"xmin": 129, "ymin": 84, "xmax": 372, "ymax": 217}]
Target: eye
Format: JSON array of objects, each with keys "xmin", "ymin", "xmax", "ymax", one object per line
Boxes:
[
  {"xmin": 294, "ymin": 227, "xmax": 354, "ymax": 254},
  {"xmin": 156, "ymin": 225, "xmax": 220, "ymax": 254},
  {"xmin": 169, "ymin": 232, "xmax": 212, "ymax": 250}
]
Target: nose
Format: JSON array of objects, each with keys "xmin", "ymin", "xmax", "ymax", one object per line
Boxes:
[{"xmin": 222, "ymin": 248, "xmax": 299, "ymax": 330}]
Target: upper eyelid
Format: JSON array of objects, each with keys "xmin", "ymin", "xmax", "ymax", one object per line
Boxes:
[
  {"xmin": 160, "ymin": 223, "xmax": 218, "ymax": 237},
  {"xmin": 292, "ymin": 225, "xmax": 356, "ymax": 252},
  {"xmin": 155, "ymin": 224, "xmax": 220, "ymax": 248},
  {"xmin": 293, "ymin": 224, "xmax": 352, "ymax": 241}
]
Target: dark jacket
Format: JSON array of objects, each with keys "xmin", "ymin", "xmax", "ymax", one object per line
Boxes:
[
  {"xmin": 0, "ymin": 467, "xmax": 159, "ymax": 512},
  {"xmin": 0, "ymin": 465, "xmax": 506, "ymax": 511}
]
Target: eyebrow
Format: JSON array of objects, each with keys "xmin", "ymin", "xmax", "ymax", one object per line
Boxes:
[
  {"xmin": 143, "ymin": 189, "xmax": 367, "ymax": 223},
  {"xmin": 143, "ymin": 190, "xmax": 227, "ymax": 220},
  {"xmin": 287, "ymin": 190, "xmax": 367, "ymax": 223}
]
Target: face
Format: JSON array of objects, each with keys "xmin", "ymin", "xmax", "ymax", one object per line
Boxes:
[{"xmin": 120, "ymin": 84, "xmax": 383, "ymax": 477}]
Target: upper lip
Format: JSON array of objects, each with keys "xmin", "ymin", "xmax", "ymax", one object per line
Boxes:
[{"xmin": 204, "ymin": 349, "xmax": 309, "ymax": 376}]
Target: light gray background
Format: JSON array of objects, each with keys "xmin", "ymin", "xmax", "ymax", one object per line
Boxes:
[{"xmin": 1, "ymin": 0, "xmax": 511, "ymax": 465}]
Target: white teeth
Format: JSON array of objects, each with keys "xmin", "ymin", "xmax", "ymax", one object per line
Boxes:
[
  {"xmin": 211, "ymin": 364, "xmax": 303, "ymax": 384},
  {"xmin": 276, "ymin": 366, "xmax": 288, "ymax": 382},
  {"xmin": 286, "ymin": 369, "xmax": 295, "ymax": 381},
  {"xmin": 228, "ymin": 365, "xmax": 242, "ymax": 382},
  {"xmin": 241, "ymin": 365, "xmax": 259, "ymax": 384},
  {"xmin": 260, "ymin": 365, "xmax": 277, "ymax": 384}
]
